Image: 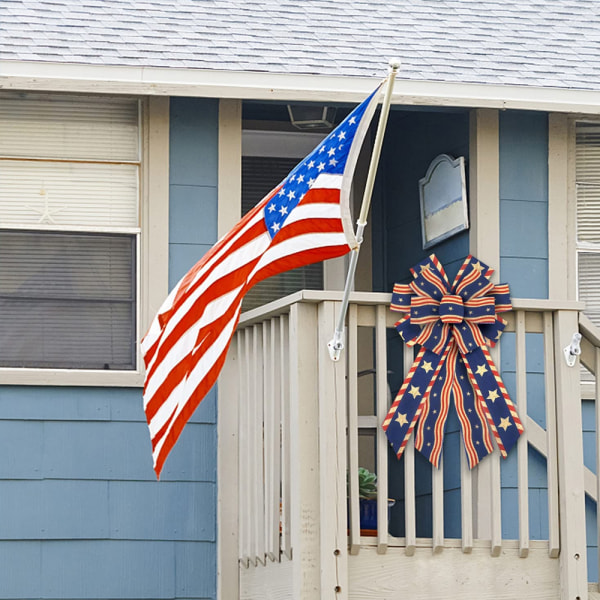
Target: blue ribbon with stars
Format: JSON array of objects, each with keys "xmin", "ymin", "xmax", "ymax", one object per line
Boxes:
[{"xmin": 382, "ymin": 254, "xmax": 524, "ymax": 468}]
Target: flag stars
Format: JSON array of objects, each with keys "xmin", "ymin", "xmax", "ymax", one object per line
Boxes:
[
  {"xmin": 319, "ymin": 145, "xmax": 326, "ymax": 154},
  {"xmin": 278, "ymin": 188, "xmax": 286, "ymax": 197},
  {"xmin": 317, "ymin": 162, "xmax": 325, "ymax": 172},
  {"xmin": 287, "ymin": 190, "xmax": 295, "ymax": 201},
  {"xmin": 328, "ymin": 147, "xmax": 336, "ymax": 157},
  {"xmin": 271, "ymin": 222, "xmax": 281, "ymax": 233},
  {"xmin": 268, "ymin": 203, "xmax": 276, "ymax": 213},
  {"xmin": 329, "ymin": 158, "xmax": 338, "ymax": 167},
  {"xmin": 499, "ymin": 417, "xmax": 511, "ymax": 431},
  {"xmin": 421, "ymin": 361, "xmax": 433, "ymax": 373},
  {"xmin": 297, "ymin": 174, "xmax": 304, "ymax": 183},
  {"xmin": 308, "ymin": 177, "xmax": 316, "ymax": 187},
  {"xmin": 279, "ymin": 206, "xmax": 288, "ymax": 216},
  {"xmin": 338, "ymin": 130, "xmax": 346, "ymax": 140},
  {"xmin": 349, "ymin": 116, "xmax": 357, "ymax": 125},
  {"xmin": 307, "ymin": 160, "xmax": 315, "ymax": 169}
]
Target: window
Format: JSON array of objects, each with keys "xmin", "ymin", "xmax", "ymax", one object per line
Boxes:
[
  {"xmin": 241, "ymin": 130, "xmax": 327, "ymax": 312},
  {"xmin": 0, "ymin": 94, "xmax": 142, "ymax": 372},
  {"xmin": 576, "ymin": 122, "xmax": 600, "ymax": 327}
]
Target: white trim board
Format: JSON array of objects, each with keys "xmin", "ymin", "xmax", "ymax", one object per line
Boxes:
[{"xmin": 3, "ymin": 60, "xmax": 600, "ymax": 113}]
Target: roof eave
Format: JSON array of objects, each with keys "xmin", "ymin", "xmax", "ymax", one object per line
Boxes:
[{"xmin": 1, "ymin": 59, "xmax": 600, "ymax": 114}]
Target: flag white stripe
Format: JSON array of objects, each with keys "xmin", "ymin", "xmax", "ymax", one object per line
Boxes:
[
  {"xmin": 282, "ymin": 202, "xmax": 342, "ymax": 226},
  {"xmin": 312, "ymin": 173, "xmax": 343, "ymax": 189}
]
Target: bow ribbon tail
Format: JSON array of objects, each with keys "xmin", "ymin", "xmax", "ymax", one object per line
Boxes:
[
  {"xmin": 462, "ymin": 346, "xmax": 524, "ymax": 458},
  {"xmin": 383, "ymin": 345, "xmax": 449, "ymax": 460},
  {"xmin": 453, "ymin": 354, "xmax": 494, "ymax": 467},
  {"xmin": 415, "ymin": 342, "xmax": 457, "ymax": 468}
]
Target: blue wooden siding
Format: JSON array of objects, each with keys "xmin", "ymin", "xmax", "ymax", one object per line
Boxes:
[
  {"xmin": 498, "ymin": 111, "xmax": 549, "ymax": 541},
  {"xmin": 0, "ymin": 97, "xmax": 219, "ymax": 600},
  {"xmin": 169, "ymin": 98, "xmax": 219, "ymax": 289}
]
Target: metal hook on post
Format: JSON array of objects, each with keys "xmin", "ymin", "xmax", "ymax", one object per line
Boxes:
[{"xmin": 563, "ymin": 332, "xmax": 582, "ymax": 367}]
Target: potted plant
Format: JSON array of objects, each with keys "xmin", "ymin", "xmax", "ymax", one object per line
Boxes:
[
  {"xmin": 354, "ymin": 467, "xmax": 396, "ymax": 533},
  {"xmin": 358, "ymin": 466, "xmax": 379, "ymax": 530}
]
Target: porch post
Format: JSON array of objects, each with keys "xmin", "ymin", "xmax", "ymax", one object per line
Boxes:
[
  {"xmin": 553, "ymin": 308, "xmax": 588, "ymax": 600},
  {"xmin": 318, "ymin": 300, "xmax": 349, "ymax": 599},
  {"xmin": 289, "ymin": 302, "xmax": 322, "ymax": 600},
  {"xmin": 469, "ymin": 108, "xmax": 502, "ymax": 552}
]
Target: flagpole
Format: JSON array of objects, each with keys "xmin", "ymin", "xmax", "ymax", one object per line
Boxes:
[{"xmin": 328, "ymin": 59, "xmax": 399, "ymax": 361}]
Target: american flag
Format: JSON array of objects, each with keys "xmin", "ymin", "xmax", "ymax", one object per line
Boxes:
[{"xmin": 142, "ymin": 85, "xmax": 382, "ymax": 477}]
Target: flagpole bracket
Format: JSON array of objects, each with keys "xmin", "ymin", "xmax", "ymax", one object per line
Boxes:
[{"xmin": 328, "ymin": 337, "xmax": 344, "ymax": 361}]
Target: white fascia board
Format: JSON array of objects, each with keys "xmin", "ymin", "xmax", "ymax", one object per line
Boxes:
[{"xmin": 2, "ymin": 59, "xmax": 600, "ymax": 114}]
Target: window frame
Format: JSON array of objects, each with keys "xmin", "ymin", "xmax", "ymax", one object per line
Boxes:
[{"xmin": 0, "ymin": 94, "xmax": 169, "ymax": 386}]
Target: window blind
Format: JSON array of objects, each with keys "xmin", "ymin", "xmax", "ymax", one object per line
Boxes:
[
  {"xmin": 0, "ymin": 230, "xmax": 136, "ymax": 369},
  {"xmin": 0, "ymin": 95, "xmax": 139, "ymax": 161},
  {"xmin": 0, "ymin": 161, "xmax": 139, "ymax": 228},
  {"xmin": 576, "ymin": 122, "xmax": 600, "ymax": 330},
  {"xmin": 241, "ymin": 155, "xmax": 323, "ymax": 311}
]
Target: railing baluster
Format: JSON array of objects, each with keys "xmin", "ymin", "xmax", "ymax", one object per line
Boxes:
[
  {"xmin": 347, "ymin": 303, "xmax": 361, "ymax": 554},
  {"xmin": 460, "ymin": 447, "xmax": 473, "ymax": 553},
  {"xmin": 253, "ymin": 324, "xmax": 266, "ymax": 565},
  {"xmin": 375, "ymin": 304, "xmax": 389, "ymax": 554},
  {"xmin": 262, "ymin": 321, "xmax": 272, "ymax": 560},
  {"xmin": 265, "ymin": 318, "xmax": 281, "ymax": 561},
  {"xmin": 515, "ymin": 310, "xmax": 529, "ymax": 558},
  {"xmin": 543, "ymin": 311, "xmax": 560, "ymax": 558},
  {"xmin": 489, "ymin": 343, "xmax": 503, "ymax": 557},
  {"xmin": 240, "ymin": 328, "xmax": 251, "ymax": 566},
  {"xmin": 280, "ymin": 314, "xmax": 292, "ymax": 560},
  {"xmin": 432, "ymin": 454, "xmax": 444, "ymax": 553},
  {"xmin": 403, "ymin": 343, "xmax": 416, "ymax": 556}
]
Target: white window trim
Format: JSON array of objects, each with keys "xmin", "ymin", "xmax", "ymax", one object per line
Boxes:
[{"xmin": 0, "ymin": 96, "xmax": 170, "ymax": 386}]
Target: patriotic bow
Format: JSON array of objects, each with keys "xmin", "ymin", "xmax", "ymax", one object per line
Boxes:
[{"xmin": 382, "ymin": 254, "xmax": 524, "ymax": 468}]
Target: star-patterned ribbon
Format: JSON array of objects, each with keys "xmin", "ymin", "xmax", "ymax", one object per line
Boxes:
[{"xmin": 382, "ymin": 254, "xmax": 524, "ymax": 468}]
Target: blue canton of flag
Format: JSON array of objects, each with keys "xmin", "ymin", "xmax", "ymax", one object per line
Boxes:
[{"xmin": 264, "ymin": 92, "xmax": 376, "ymax": 238}]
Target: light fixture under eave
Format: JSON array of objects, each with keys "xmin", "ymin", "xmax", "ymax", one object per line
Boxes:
[{"xmin": 287, "ymin": 104, "xmax": 337, "ymax": 130}]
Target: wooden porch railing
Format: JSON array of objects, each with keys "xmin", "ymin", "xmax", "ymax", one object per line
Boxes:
[{"xmin": 220, "ymin": 291, "xmax": 594, "ymax": 600}]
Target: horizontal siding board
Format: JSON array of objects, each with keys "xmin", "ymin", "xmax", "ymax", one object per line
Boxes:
[
  {"xmin": 0, "ymin": 386, "xmax": 112, "ymax": 421},
  {"xmin": 499, "ymin": 111, "xmax": 548, "ymax": 203},
  {"xmin": 0, "ymin": 386, "xmax": 214, "ymax": 425},
  {"xmin": 0, "ymin": 420, "xmax": 43, "ymax": 479},
  {"xmin": 0, "ymin": 480, "xmax": 109, "ymax": 540},
  {"xmin": 175, "ymin": 542, "xmax": 217, "ymax": 598},
  {"xmin": 0, "ymin": 541, "xmax": 42, "ymax": 599},
  {"xmin": 170, "ymin": 98, "xmax": 218, "ymax": 188},
  {"xmin": 109, "ymin": 481, "xmax": 216, "ymax": 541},
  {"xmin": 41, "ymin": 421, "xmax": 215, "ymax": 481},
  {"xmin": 500, "ymin": 257, "xmax": 548, "ymax": 298},
  {"xmin": 0, "ymin": 420, "xmax": 215, "ymax": 482},
  {"xmin": 169, "ymin": 184, "xmax": 218, "ymax": 245},
  {"xmin": 40, "ymin": 540, "xmax": 177, "ymax": 599},
  {"xmin": 500, "ymin": 199, "xmax": 548, "ymax": 259}
]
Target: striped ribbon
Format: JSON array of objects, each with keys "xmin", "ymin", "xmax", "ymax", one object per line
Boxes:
[{"xmin": 382, "ymin": 254, "xmax": 523, "ymax": 468}]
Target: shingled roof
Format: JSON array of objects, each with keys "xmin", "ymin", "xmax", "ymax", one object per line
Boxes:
[{"xmin": 1, "ymin": 0, "xmax": 599, "ymax": 91}]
